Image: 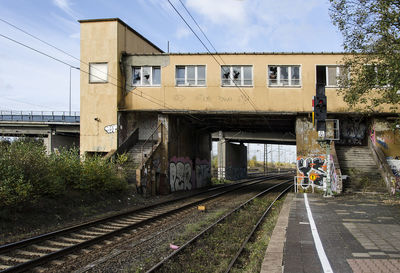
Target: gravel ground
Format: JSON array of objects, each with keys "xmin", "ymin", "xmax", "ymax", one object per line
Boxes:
[
  {"xmin": 0, "ymin": 185, "xmax": 210, "ymax": 245},
  {"xmin": 39, "ymin": 180, "xmax": 282, "ymax": 273}
]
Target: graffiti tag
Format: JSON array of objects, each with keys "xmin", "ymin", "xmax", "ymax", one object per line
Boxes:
[{"xmin": 104, "ymin": 124, "xmax": 117, "ymax": 134}]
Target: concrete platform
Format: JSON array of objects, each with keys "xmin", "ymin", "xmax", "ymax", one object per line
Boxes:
[{"xmin": 261, "ymin": 193, "xmax": 400, "ymax": 273}]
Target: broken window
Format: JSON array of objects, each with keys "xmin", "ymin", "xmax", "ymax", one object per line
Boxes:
[
  {"xmin": 316, "ymin": 65, "xmax": 349, "ymax": 87},
  {"xmin": 175, "ymin": 65, "xmax": 206, "ymax": 86},
  {"xmin": 131, "ymin": 66, "xmax": 161, "ymax": 86},
  {"xmin": 133, "ymin": 67, "xmax": 141, "ymax": 85},
  {"xmin": 221, "ymin": 65, "xmax": 253, "ymax": 86},
  {"xmin": 364, "ymin": 64, "xmax": 390, "ymax": 87},
  {"xmin": 89, "ymin": 62, "xmax": 108, "ymax": 83},
  {"xmin": 268, "ymin": 65, "xmax": 301, "ymax": 87}
]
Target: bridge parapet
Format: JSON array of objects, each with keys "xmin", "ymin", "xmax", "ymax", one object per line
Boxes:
[{"xmin": 0, "ymin": 110, "xmax": 80, "ymax": 123}]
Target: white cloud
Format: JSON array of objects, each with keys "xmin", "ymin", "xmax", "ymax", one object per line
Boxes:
[
  {"xmin": 182, "ymin": 0, "xmax": 337, "ymax": 51},
  {"xmin": 186, "ymin": 0, "xmax": 247, "ymax": 26},
  {"xmin": 175, "ymin": 26, "xmax": 191, "ymax": 39},
  {"xmin": 69, "ymin": 32, "xmax": 80, "ymax": 39},
  {"xmin": 52, "ymin": 0, "xmax": 79, "ymax": 20}
]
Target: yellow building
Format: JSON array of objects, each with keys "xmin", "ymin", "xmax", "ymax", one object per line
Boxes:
[{"xmin": 80, "ymin": 18, "xmax": 400, "ymax": 195}]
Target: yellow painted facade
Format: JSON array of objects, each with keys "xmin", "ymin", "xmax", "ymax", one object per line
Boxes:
[
  {"xmin": 79, "ymin": 18, "xmax": 398, "ymax": 155},
  {"xmin": 122, "ymin": 53, "xmax": 348, "ymax": 113},
  {"xmin": 79, "ymin": 19, "xmax": 162, "ymax": 154}
]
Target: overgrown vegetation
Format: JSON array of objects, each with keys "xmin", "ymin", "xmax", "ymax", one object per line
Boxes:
[
  {"xmin": 0, "ymin": 139, "xmax": 127, "ymax": 208},
  {"xmin": 157, "ymin": 194, "xmax": 281, "ymax": 273},
  {"xmin": 329, "ymin": 0, "xmax": 400, "ymax": 112},
  {"xmin": 248, "ymin": 155, "xmax": 295, "ymax": 171}
]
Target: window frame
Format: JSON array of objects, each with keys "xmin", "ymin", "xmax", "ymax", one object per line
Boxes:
[
  {"xmin": 89, "ymin": 62, "xmax": 108, "ymax": 84},
  {"xmin": 364, "ymin": 64, "xmax": 390, "ymax": 88},
  {"xmin": 220, "ymin": 65, "xmax": 253, "ymax": 87},
  {"xmin": 315, "ymin": 64, "xmax": 350, "ymax": 88},
  {"xmin": 175, "ymin": 65, "xmax": 207, "ymax": 87},
  {"xmin": 267, "ymin": 65, "xmax": 302, "ymax": 87},
  {"xmin": 132, "ymin": 66, "xmax": 161, "ymax": 87}
]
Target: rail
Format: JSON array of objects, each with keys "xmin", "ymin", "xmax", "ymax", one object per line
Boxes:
[
  {"xmin": 0, "ymin": 110, "xmax": 80, "ymax": 123},
  {"xmin": 146, "ymin": 180, "xmax": 292, "ymax": 272},
  {"xmin": 0, "ymin": 175, "xmax": 287, "ymax": 272},
  {"xmin": 141, "ymin": 123, "xmax": 163, "ymax": 166}
]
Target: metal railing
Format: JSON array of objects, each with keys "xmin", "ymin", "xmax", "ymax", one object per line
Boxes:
[
  {"xmin": 0, "ymin": 110, "xmax": 80, "ymax": 123},
  {"xmin": 141, "ymin": 123, "xmax": 163, "ymax": 166}
]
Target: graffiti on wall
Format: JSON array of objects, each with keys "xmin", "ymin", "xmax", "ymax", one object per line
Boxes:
[
  {"xmin": 387, "ymin": 158, "xmax": 400, "ymax": 194},
  {"xmin": 377, "ymin": 137, "xmax": 389, "ymax": 149},
  {"xmin": 226, "ymin": 167, "xmax": 247, "ymax": 180},
  {"xmin": 104, "ymin": 124, "xmax": 117, "ymax": 134},
  {"xmin": 297, "ymin": 156, "xmax": 326, "ymax": 189},
  {"xmin": 329, "ymin": 155, "xmax": 338, "ymax": 193},
  {"xmin": 387, "ymin": 158, "xmax": 400, "ymax": 177},
  {"xmin": 195, "ymin": 159, "xmax": 210, "ymax": 189},
  {"xmin": 169, "ymin": 157, "xmax": 193, "ymax": 192},
  {"xmin": 339, "ymin": 120, "xmax": 366, "ymax": 145},
  {"xmin": 169, "ymin": 157, "xmax": 211, "ymax": 192}
]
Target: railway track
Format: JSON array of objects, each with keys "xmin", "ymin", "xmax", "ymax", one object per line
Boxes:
[
  {"xmin": 146, "ymin": 180, "xmax": 292, "ymax": 273},
  {"xmin": 0, "ymin": 173, "xmax": 290, "ymax": 273}
]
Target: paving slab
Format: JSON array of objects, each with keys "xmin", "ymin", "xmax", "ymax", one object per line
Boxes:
[{"xmin": 280, "ymin": 193, "xmax": 400, "ymax": 273}]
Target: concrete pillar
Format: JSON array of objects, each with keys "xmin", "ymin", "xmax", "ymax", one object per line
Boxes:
[
  {"xmin": 44, "ymin": 133, "xmax": 52, "ymax": 154},
  {"xmin": 217, "ymin": 131, "xmax": 225, "ymax": 179},
  {"xmin": 217, "ymin": 135, "xmax": 247, "ymax": 181}
]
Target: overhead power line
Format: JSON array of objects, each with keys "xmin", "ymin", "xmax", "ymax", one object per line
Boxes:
[
  {"xmin": 0, "ymin": 18, "xmax": 122, "ymax": 87},
  {"xmin": 0, "ymin": 31, "xmax": 201, "ymax": 120},
  {"xmin": 166, "ymin": 0, "xmax": 260, "ymax": 113},
  {"xmin": 177, "ymin": 0, "xmax": 215, "ymax": 52},
  {"xmin": 0, "ymin": 33, "xmax": 79, "ymax": 69}
]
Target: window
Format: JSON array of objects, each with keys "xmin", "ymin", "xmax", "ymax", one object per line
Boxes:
[
  {"xmin": 316, "ymin": 65, "xmax": 349, "ymax": 87},
  {"xmin": 132, "ymin": 66, "xmax": 161, "ymax": 86},
  {"xmin": 268, "ymin": 65, "xmax": 300, "ymax": 87},
  {"xmin": 175, "ymin": 65, "xmax": 206, "ymax": 86},
  {"xmin": 89, "ymin": 63, "xmax": 108, "ymax": 83},
  {"xmin": 221, "ymin": 65, "xmax": 252, "ymax": 86},
  {"xmin": 364, "ymin": 64, "xmax": 390, "ymax": 87}
]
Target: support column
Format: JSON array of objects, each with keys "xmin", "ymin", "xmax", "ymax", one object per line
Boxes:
[{"xmin": 217, "ymin": 131, "xmax": 226, "ymax": 179}]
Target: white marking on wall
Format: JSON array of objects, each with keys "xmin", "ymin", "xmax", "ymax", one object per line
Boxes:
[
  {"xmin": 304, "ymin": 193, "xmax": 334, "ymax": 273},
  {"xmin": 104, "ymin": 124, "xmax": 117, "ymax": 134}
]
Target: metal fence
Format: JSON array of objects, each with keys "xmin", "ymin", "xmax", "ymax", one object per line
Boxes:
[{"xmin": 0, "ymin": 110, "xmax": 80, "ymax": 123}]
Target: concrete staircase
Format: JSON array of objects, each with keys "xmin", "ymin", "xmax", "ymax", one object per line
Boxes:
[
  {"xmin": 335, "ymin": 145, "xmax": 386, "ymax": 193},
  {"xmin": 124, "ymin": 140, "xmax": 157, "ymax": 183}
]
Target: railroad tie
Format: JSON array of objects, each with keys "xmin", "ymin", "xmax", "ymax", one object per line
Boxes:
[
  {"xmin": 0, "ymin": 264, "xmax": 11, "ymax": 270},
  {"xmin": 31, "ymin": 244, "xmax": 62, "ymax": 252},
  {"xmin": 70, "ymin": 233, "xmax": 96, "ymax": 239},
  {"xmin": 46, "ymin": 240, "xmax": 75, "ymax": 247},
  {"xmin": 81, "ymin": 230, "xmax": 105, "ymax": 236},
  {"xmin": 58, "ymin": 236, "xmax": 86, "ymax": 243},
  {"xmin": 0, "ymin": 254, "xmax": 30, "ymax": 263},
  {"xmin": 15, "ymin": 250, "xmax": 47, "ymax": 257}
]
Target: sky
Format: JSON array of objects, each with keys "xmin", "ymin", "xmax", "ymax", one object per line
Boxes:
[{"xmin": 0, "ymin": 0, "xmax": 343, "ymax": 161}]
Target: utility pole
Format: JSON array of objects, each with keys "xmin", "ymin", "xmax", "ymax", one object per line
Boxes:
[
  {"xmin": 264, "ymin": 144, "xmax": 267, "ymax": 174},
  {"xmin": 69, "ymin": 66, "xmax": 72, "ymax": 115}
]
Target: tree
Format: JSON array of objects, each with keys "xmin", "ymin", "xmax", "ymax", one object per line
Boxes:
[{"xmin": 329, "ymin": 0, "xmax": 400, "ymax": 111}]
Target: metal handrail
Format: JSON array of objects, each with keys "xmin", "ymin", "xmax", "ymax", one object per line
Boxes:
[
  {"xmin": 0, "ymin": 110, "xmax": 80, "ymax": 122},
  {"xmin": 141, "ymin": 123, "xmax": 163, "ymax": 166}
]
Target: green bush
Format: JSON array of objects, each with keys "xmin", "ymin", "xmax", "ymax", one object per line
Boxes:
[
  {"xmin": 80, "ymin": 155, "xmax": 127, "ymax": 192},
  {"xmin": 0, "ymin": 139, "xmax": 127, "ymax": 208}
]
